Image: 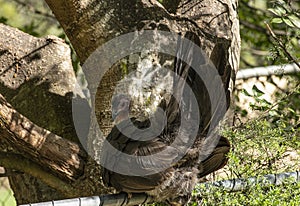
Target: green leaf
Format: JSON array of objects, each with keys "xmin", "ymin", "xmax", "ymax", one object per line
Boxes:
[
  {"xmin": 271, "ymin": 17, "xmax": 283, "ymax": 24},
  {"xmin": 241, "ymin": 109, "xmax": 248, "ymax": 117},
  {"xmin": 282, "ymin": 17, "xmax": 295, "ymax": 28},
  {"xmin": 260, "ymin": 98, "xmax": 272, "ymax": 106},
  {"xmin": 287, "ymin": 15, "xmax": 300, "ymax": 28},
  {"xmin": 287, "ymin": 107, "xmax": 295, "ymax": 114},
  {"xmin": 269, "ymin": 110, "xmax": 279, "ymax": 117},
  {"xmin": 252, "ymin": 85, "xmax": 265, "ymax": 97},
  {"xmin": 268, "ymin": 7, "xmax": 286, "ymax": 16},
  {"xmin": 241, "ymin": 88, "xmax": 252, "ymax": 97}
]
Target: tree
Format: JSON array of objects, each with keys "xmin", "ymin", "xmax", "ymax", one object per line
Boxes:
[{"xmin": 0, "ymin": 0, "xmax": 240, "ymax": 205}]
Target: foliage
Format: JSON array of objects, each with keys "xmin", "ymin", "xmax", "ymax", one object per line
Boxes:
[
  {"xmin": 196, "ymin": 181, "xmax": 300, "ymax": 206},
  {"xmin": 188, "ymin": 75, "xmax": 300, "ymax": 205},
  {"xmin": 147, "ymin": 82, "xmax": 300, "ymax": 205},
  {"xmin": 0, "ymin": 0, "xmax": 62, "ymax": 37},
  {"xmin": 239, "ymin": 0, "xmax": 300, "ymax": 68},
  {"xmin": 241, "ymin": 76, "xmax": 300, "ymax": 125}
]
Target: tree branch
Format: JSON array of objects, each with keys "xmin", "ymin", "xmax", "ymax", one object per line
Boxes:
[
  {"xmin": 0, "ymin": 21, "xmax": 111, "ymax": 203},
  {"xmin": 0, "ymin": 152, "xmax": 79, "ymax": 196},
  {"xmin": 0, "ymin": 93, "xmax": 87, "ymax": 181},
  {"xmin": 240, "ymin": 20, "xmax": 286, "ymax": 36},
  {"xmin": 13, "ymin": 0, "xmax": 56, "ymax": 20}
]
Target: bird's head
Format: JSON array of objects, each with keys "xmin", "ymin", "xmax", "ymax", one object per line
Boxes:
[{"xmin": 111, "ymin": 94, "xmax": 131, "ymax": 124}]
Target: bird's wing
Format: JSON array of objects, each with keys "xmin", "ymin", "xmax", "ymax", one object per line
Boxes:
[
  {"xmin": 102, "ymin": 119, "xmax": 176, "ymax": 192},
  {"xmin": 198, "ymin": 135, "xmax": 230, "ymax": 177}
]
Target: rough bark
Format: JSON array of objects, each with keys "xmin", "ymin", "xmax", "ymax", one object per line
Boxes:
[
  {"xmin": 0, "ymin": 23, "xmax": 108, "ymax": 204},
  {"xmin": 0, "ymin": 23, "xmax": 81, "ymax": 203},
  {"xmin": 0, "ymin": 0, "xmax": 240, "ymax": 204},
  {"xmin": 45, "ymin": 0, "xmax": 240, "ymax": 155}
]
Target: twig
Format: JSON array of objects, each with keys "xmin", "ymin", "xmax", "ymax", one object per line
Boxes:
[
  {"xmin": 265, "ymin": 22, "xmax": 300, "ymax": 69},
  {"xmin": 240, "ymin": 0, "xmax": 270, "ymax": 16},
  {"xmin": 254, "ymin": 83, "xmax": 300, "ymax": 122},
  {"xmin": 13, "ymin": 0, "xmax": 56, "ymax": 20},
  {"xmin": 240, "ymin": 20, "xmax": 286, "ymax": 36}
]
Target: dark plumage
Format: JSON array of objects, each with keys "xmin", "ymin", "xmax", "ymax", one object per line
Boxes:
[{"xmin": 101, "ymin": 32, "xmax": 230, "ymax": 205}]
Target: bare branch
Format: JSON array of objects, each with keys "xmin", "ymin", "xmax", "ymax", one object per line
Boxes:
[
  {"xmin": 13, "ymin": 0, "xmax": 56, "ymax": 20},
  {"xmin": 0, "ymin": 93, "xmax": 87, "ymax": 181},
  {"xmin": 240, "ymin": 20, "xmax": 286, "ymax": 36},
  {"xmin": 0, "ymin": 152, "xmax": 79, "ymax": 196}
]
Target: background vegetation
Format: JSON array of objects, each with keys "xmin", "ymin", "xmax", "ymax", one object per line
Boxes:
[{"xmin": 0, "ymin": 0, "xmax": 299, "ymax": 205}]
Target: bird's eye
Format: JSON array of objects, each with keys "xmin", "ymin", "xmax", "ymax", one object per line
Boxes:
[{"xmin": 119, "ymin": 101, "xmax": 128, "ymax": 109}]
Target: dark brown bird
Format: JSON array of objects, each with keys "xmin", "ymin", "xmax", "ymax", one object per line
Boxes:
[{"xmin": 101, "ymin": 32, "xmax": 230, "ymax": 205}]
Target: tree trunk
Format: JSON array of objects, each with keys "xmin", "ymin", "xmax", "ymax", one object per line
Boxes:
[{"xmin": 0, "ymin": 0, "xmax": 240, "ymax": 204}]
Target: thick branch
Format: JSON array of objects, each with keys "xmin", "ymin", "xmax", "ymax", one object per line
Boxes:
[
  {"xmin": 0, "ymin": 152, "xmax": 79, "ymax": 196},
  {"xmin": 44, "ymin": 0, "xmax": 175, "ymax": 62},
  {"xmin": 0, "ymin": 93, "xmax": 86, "ymax": 180}
]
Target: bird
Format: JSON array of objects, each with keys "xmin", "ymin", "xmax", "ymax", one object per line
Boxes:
[{"xmin": 101, "ymin": 31, "xmax": 230, "ymax": 205}]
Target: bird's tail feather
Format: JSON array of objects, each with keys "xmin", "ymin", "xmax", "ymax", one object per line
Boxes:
[{"xmin": 166, "ymin": 31, "xmax": 201, "ymax": 124}]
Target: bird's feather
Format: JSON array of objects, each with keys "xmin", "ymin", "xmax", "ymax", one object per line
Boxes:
[{"xmin": 102, "ymin": 32, "xmax": 230, "ymax": 205}]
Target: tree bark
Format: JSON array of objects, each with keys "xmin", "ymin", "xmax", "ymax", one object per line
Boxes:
[
  {"xmin": 45, "ymin": 0, "xmax": 240, "ymax": 158},
  {"xmin": 0, "ymin": 23, "xmax": 109, "ymax": 204},
  {"xmin": 0, "ymin": 0, "xmax": 240, "ymax": 204}
]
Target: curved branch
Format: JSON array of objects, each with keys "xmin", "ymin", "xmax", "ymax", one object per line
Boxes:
[
  {"xmin": 0, "ymin": 93, "xmax": 87, "ymax": 181},
  {"xmin": 0, "ymin": 152, "xmax": 79, "ymax": 196}
]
